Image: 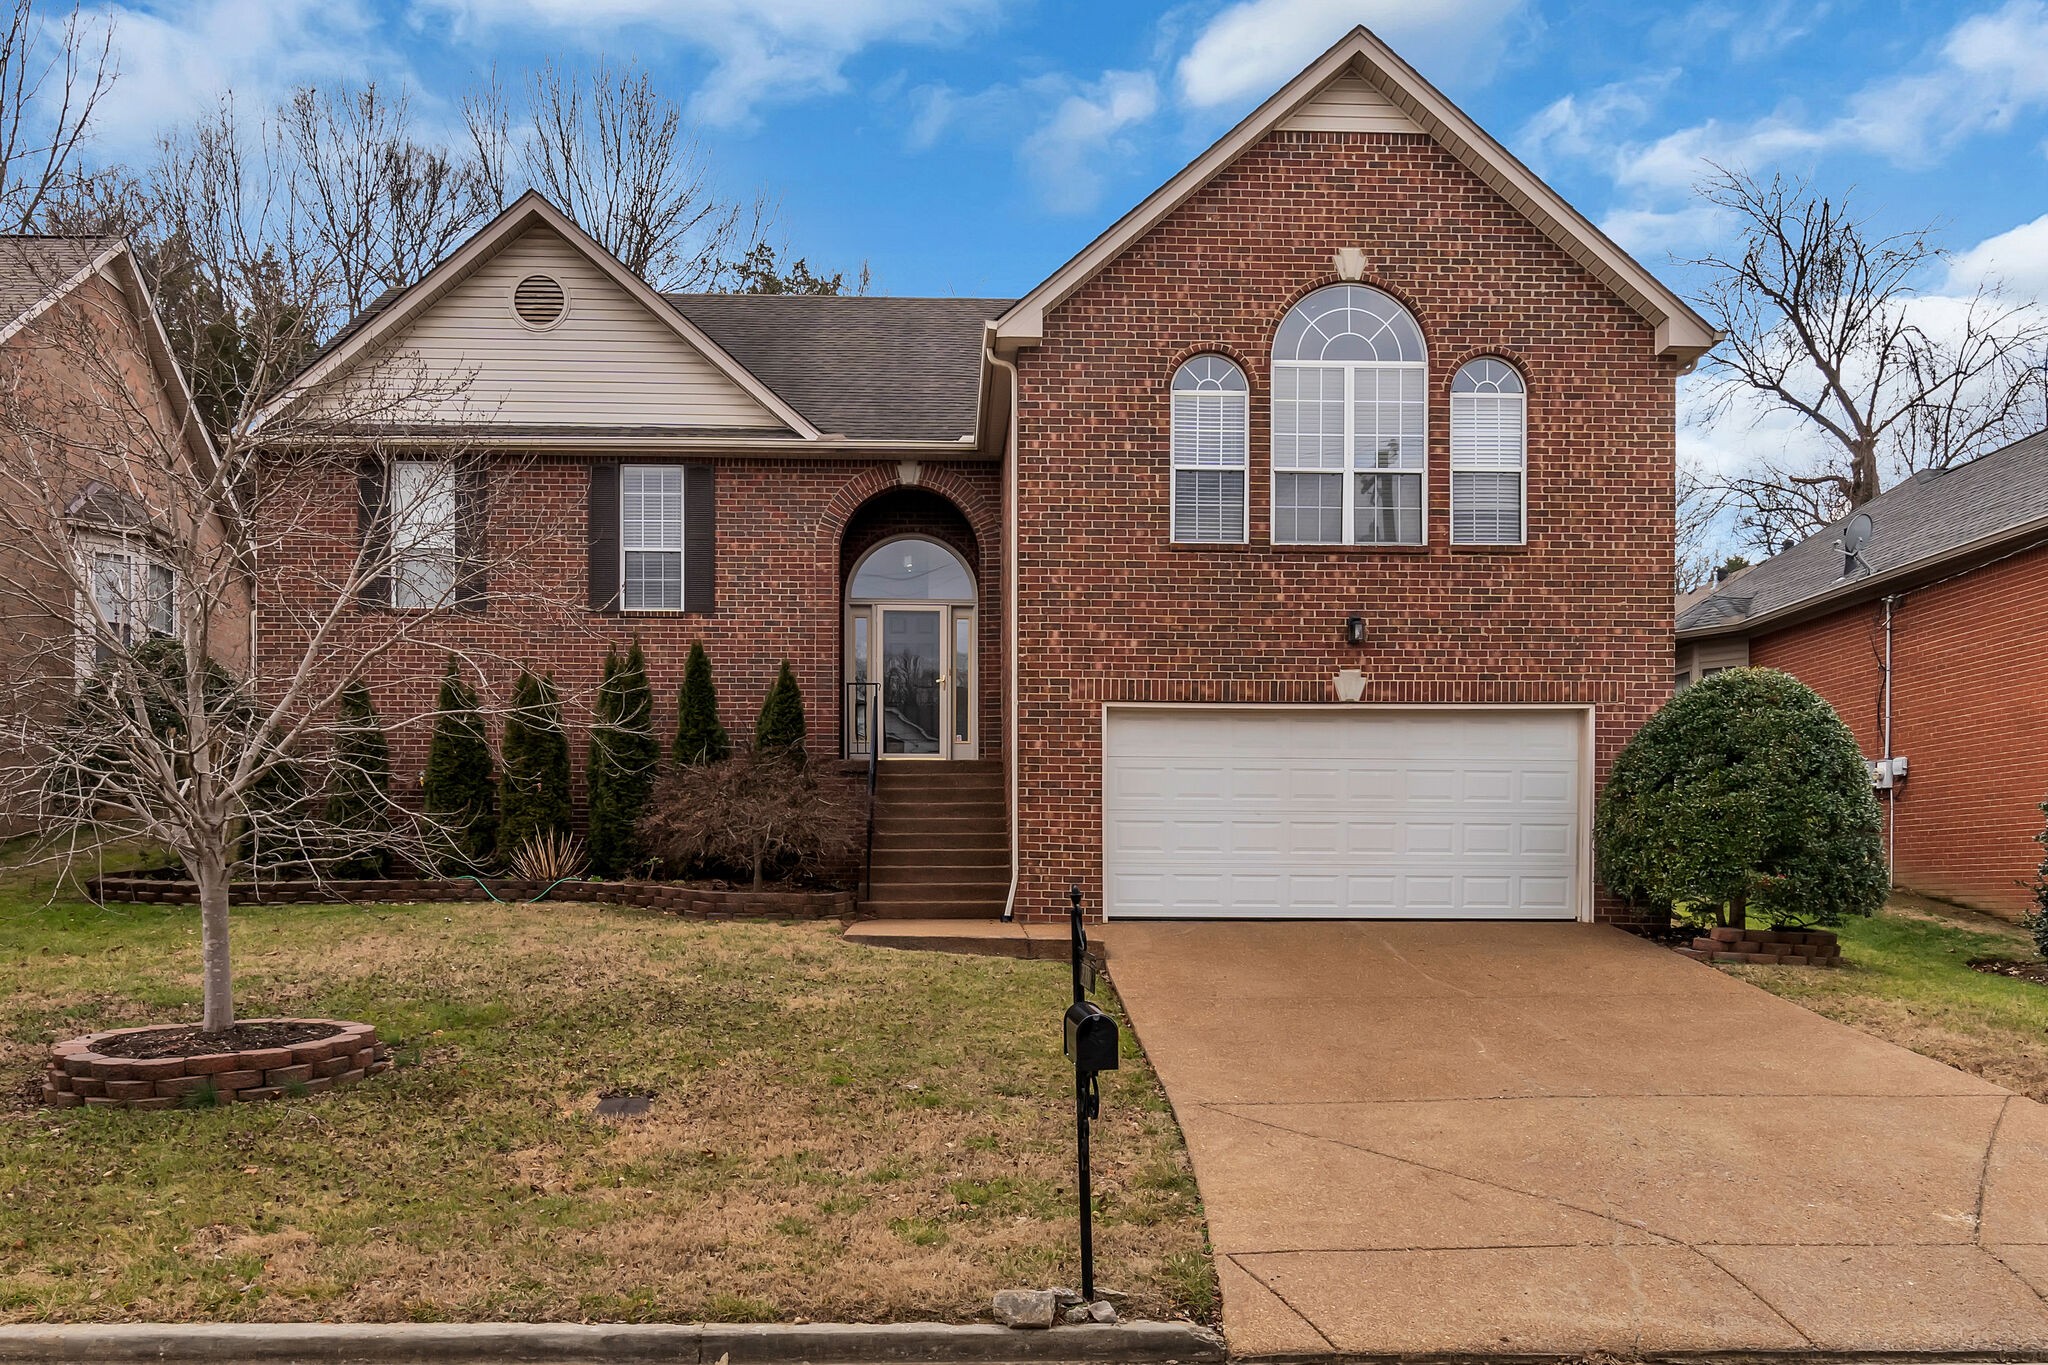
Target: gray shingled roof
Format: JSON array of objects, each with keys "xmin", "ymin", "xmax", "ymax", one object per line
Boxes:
[
  {"xmin": 668, "ymin": 294, "xmax": 1011, "ymax": 442},
  {"xmin": 0, "ymin": 236, "xmax": 118, "ymax": 328},
  {"xmin": 1678, "ymin": 428, "xmax": 2048, "ymax": 637}
]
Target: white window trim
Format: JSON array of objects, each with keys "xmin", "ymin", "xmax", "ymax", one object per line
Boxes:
[
  {"xmin": 1169, "ymin": 359, "xmax": 1250, "ymax": 545},
  {"xmin": 1449, "ymin": 365, "xmax": 1528, "ymax": 547},
  {"xmin": 388, "ymin": 457, "xmax": 461, "ymax": 610},
  {"xmin": 1270, "ymin": 358, "xmax": 1430, "ymax": 547},
  {"xmin": 72, "ymin": 531, "xmax": 177, "ymax": 674},
  {"xmin": 619, "ymin": 463, "xmax": 687, "ymax": 613}
]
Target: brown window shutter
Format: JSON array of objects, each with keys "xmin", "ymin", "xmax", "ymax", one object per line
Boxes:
[
  {"xmin": 588, "ymin": 461, "xmax": 620, "ymax": 613},
  {"xmin": 454, "ymin": 458, "xmax": 489, "ymax": 610},
  {"xmin": 684, "ymin": 463, "xmax": 715, "ymax": 615},
  {"xmin": 356, "ymin": 457, "xmax": 390, "ymax": 608}
]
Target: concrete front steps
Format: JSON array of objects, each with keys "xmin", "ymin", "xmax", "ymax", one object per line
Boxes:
[{"xmin": 862, "ymin": 760, "xmax": 1008, "ymax": 919}]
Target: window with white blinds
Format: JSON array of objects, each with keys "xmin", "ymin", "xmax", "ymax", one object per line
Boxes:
[
  {"xmin": 1169, "ymin": 355, "xmax": 1248, "ymax": 543},
  {"xmin": 1271, "ymin": 285, "xmax": 1428, "ymax": 545},
  {"xmin": 1450, "ymin": 358, "xmax": 1527, "ymax": 545},
  {"xmin": 390, "ymin": 458, "xmax": 459, "ymax": 608},
  {"xmin": 621, "ymin": 465, "xmax": 685, "ymax": 609}
]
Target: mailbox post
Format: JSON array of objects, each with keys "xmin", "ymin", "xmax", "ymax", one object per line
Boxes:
[{"xmin": 1062, "ymin": 884, "xmax": 1118, "ymax": 1302}]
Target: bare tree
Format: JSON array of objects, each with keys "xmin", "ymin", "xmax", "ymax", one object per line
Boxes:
[
  {"xmin": 512, "ymin": 59, "xmax": 764, "ymax": 290},
  {"xmin": 1691, "ymin": 168, "xmax": 2048, "ymax": 545},
  {"xmin": 281, "ymin": 82, "xmax": 498, "ymax": 318},
  {"xmin": 0, "ymin": 0, "xmax": 114, "ymax": 231},
  {"xmin": 0, "ymin": 205, "xmax": 576, "ymax": 1033}
]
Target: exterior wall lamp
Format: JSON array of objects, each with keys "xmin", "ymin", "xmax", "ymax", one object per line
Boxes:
[{"xmin": 1344, "ymin": 614, "xmax": 1367, "ymax": 647}]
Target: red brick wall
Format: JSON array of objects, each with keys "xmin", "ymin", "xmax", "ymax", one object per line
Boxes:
[
  {"xmin": 1750, "ymin": 541, "xmax": 2048, "ymax": 918},
  {"xmin": 1009, "ymin": 129, "xmax": 1682, "ymax": 922},
  {"xmin": 256, "ymin": 455, "xmax": 1003, "ymax": 790}
]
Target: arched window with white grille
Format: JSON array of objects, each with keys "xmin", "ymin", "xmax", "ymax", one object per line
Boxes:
[
  {"xmin": 1169, "ymin": 354, "xmax": 1249, "ymax": 543},
  {"xmin": 1270, "ymin": 285, "xmax": 1427, "ymax": 545},
  {"xmin": 1450, "ymin": 358, "xmax": 1526, "ymax": 545}
]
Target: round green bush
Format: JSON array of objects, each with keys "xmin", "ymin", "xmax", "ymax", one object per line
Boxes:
[{"xmin": 1596, "ymin": 668, "xmax": 1888, "ymax": 929}]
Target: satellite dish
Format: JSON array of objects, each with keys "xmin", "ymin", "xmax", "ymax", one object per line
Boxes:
[
  {"xmin": 1841, "ymin": 513, "xmax": 1874, "ymax": 555},
  {"xmin": 1839, "ymin": 512, "xmax": 1874, "ymax": 575}
]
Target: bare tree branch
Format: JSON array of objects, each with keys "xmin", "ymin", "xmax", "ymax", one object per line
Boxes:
[{"xmin": 0, "ymin": 0, "xmax": 114, "ymax": 231}]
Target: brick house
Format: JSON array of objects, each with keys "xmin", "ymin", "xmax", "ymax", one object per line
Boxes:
[
  {"xmin": 252, "ymin": 28, "xmax": 1715, "ymax": 924},
  {"xmin": 0, "ymin": 236, "xmax": 238, "ymax": 834},
  {"xmin": 1677, "ymin": 428, "xmax": 2048, "ymax": 919}
]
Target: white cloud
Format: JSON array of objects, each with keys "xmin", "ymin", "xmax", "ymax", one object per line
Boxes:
[
  {"xmin": 1945, "ymin": 212, "xmax": 2048, "ymax": 301},
  {"xmin": 1019, "ymin": 70, "xmax": 1160, "ymax": 215},
  {"xmin": 1516, "ymin": 71, "xmax": 1677, "ymax": 172},
  {"xmin": 1174, "ymin": 0, "xmax": 1527, "ymax": 111},
  {"xmin": 88, "ymin": 0, "xmax": 407, "ymax": 158},
  {"xmin": 424, "ymin": 0, "xmax": 1001, "ymax": 126}
]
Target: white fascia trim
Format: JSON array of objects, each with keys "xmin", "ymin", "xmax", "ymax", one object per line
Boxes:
[
  {"xmin": 993, "ymin": 27, "xmax": 1718, "ymax": 364},
  {"xmin": 250, "ymin": 192, "xmax": 823, "ymax": 439},
  {"xmin": 0, "ymin": 240, "xmax": 125, "ymax": 347},
  {"xmin": 259, "ymin": 433, "xmax": 989, "ymax": 456}
]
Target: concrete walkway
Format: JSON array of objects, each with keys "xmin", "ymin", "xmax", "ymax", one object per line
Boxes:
[{"xmin": 1103, "ymin": 921, "xmax": 2048, "ymax": 1359}]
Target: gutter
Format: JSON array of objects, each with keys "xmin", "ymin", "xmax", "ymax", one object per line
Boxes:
[
  {"xmin": 984, "ymin": 339, "xmax": 1021, "ymax": 923},
  {"xmin": 1676, "ymin": 516, "xmax": 2048, "ymax": 643},
  {"xmin": 252, "ymin": 434, "xmax": 989, "ymax": 456}
]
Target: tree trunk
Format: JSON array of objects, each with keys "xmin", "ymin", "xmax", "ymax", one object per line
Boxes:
[
  {"xmin": 751, "ymin": 833, "xmax": 764, "ymax": 892},
  {"xmin": 1724, "ymin": 889, "xmax": 1749, "ymax": 932},
  {"xmin": 1847, "ymin": 439, "xmax": 1883, "ymax": 507},
  {"xmin": 194, "ymin": 851, "xmax": 235, "ymax": 1033}
]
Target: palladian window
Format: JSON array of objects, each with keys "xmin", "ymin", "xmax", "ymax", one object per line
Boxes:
[{"xmin": 1270, "ymin": 284, "xmax": 1427, "ymax": 546}]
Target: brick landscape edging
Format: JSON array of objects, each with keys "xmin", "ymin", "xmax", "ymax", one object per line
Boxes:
[
  {"xmin": 84, "ymin": 876, "xmax": 856, "ymax": 920},
  {"xmin": 1675, "ymin": 926, "xmax": 1843, "ymax": 967},
  {"xmin": 43, "ymin": 1019, "xmax": 391, "ymax": 1111}
]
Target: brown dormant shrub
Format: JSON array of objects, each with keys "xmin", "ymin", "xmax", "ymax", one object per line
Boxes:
[{"xmin": 638, "ymin": 749, "xmax": 865, "ymax": 890}]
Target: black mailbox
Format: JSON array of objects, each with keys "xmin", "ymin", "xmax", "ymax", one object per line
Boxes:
[{"xmin": 1064, "ymin": 1001, "xmax": 1120, "ymax": 1074}]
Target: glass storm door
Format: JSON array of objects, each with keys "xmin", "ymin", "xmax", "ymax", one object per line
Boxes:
[{"xmin": 879, "ymin": 607, "xmax": 945, "ymax": 756}]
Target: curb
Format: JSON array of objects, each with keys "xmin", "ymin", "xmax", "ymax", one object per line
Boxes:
[{"xmin": 0, "ymin": 1321, "xmax": 1227, "ymax": 1364}]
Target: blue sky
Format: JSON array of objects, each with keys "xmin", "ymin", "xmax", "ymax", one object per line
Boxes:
[{"xmin": 82, "ymin": 0, "xmax": 2048, "ymax": 306}]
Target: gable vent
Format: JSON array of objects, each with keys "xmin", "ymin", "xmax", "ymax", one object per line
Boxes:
[{"xmin": 513, "ymin": 273, "xmax": 567, "ymax": 328}]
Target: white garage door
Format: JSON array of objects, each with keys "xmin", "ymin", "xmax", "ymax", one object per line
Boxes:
[{"xmin": 1103, "ymin": 708, "xmax": 1583, "ymax": 920}]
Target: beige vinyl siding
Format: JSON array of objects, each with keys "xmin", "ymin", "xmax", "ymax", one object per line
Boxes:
[
  {"xmin": 1279, "ymin": 73, "xmax": 1422, "ymax": 135},
  {"xmin": 1677, "ymin": 637, "xmax": 1751, "ymax": 687},
  {"xmin": 323, "ymin": 226, "xmax": 783, "ymax": 429}
]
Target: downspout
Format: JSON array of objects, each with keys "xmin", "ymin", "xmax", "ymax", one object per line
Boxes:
[
  {"xmin": 1881, "ymin": 595, "xmax": 1896, "ymax": 880},
  {"xmin": 985, "ymin": 341, "xmax": 1021, "ymax": 922}
]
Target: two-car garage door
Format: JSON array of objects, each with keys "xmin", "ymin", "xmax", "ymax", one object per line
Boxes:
[{"xmin": 1103, "ymin": 708, "xmax": 1584, "ymax": 920}]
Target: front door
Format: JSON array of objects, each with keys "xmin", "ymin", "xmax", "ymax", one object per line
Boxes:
[{"xmin": 848, "ymin": 604, "xmax": 975, "ymax": 759}]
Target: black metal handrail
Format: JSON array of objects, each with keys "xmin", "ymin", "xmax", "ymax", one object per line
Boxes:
[{"xmin": 847, "ymin": 680, "xmax": 881, "ymax": 900}]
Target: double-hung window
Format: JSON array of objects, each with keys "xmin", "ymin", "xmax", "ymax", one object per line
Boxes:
[
  {"xmin": 390, "ymin": 458, "xmax": 459, "ymax": 608},
  {"xmin": 80, "ymin": 539, "xmax": 175, "ymax": 662},
  {"xmin": 1169, "ymin": 355, "xmax": 1249, "ymax": 542},
  {"xmin": 1271, "ymin": 285, "xmax": 1427, "ymax": 546},
  {"xmin": 620, "ymin": 464, "xmax": 685, "ymax": 610},
  {"xmin": 1450, "ymin": 358, "xmax": 1527, "ymax": 545}
]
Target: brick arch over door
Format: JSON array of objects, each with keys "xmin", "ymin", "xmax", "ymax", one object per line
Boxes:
[{"xmin": 820, "ymin": 469, "xmax": 1004, "ymax": 759}]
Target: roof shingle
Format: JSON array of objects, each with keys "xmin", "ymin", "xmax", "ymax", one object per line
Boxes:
[
  {"xmin": 1678, "ymin": 428, "xmax": 2048, "ymax": 636},
  {"xmin": 0, "ymin": 236, "xmax": 118, "ymax": 328}
]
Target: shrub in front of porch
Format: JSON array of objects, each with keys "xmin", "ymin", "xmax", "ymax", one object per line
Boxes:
[
  {"xmin": 755, "ymin": 660, "xmax": 807, "ymax": 758},
  {"xmin": 1596, "ymin": 667, "xmax": 1886, "ymax": 930},
  {"xmin": 674, "ymin": 640, "xmax": 731, "ymax": 766},
  {"xmin": 638, "ymin": 748, "xmax": 864, "ymax": 890},
  {"xmin": 588, "ymin": 642, "xmax": 658, "ymax": 876},
  {"xmin": 497, "ymin": 668, "xmax": 571, "ymax": 865},
  {"xmin": 421, "ymin": 659, "xmax": 497, "ymax": 872}
]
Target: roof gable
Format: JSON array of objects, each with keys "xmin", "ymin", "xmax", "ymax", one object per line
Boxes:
[
  {"xmin": 254, "ymin": 193, "xmax": 819, "ymax": 437},
  {"xmin": 994, "ymin": 27, "xmax": 1717, "ymax": 363}
]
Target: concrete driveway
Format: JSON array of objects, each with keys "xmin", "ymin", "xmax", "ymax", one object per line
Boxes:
[{"xmin": 1103, "ymin": 921, "xmax": 2048, "ymax": 1358}]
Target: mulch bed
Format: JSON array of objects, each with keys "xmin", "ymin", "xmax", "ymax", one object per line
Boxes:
[
  {"xmin": 1970, "ymin": 958, "xmax": 2048, "ymax": 986},
  {"xmin": 90, "ymin": 1020, "xmax": 343, "ymax": 1059}
]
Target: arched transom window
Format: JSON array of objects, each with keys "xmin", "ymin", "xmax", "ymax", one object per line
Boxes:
[
  {"xmin": 1169, "ymin": 355, "xmax": 1248, "ymax": 543},
  {"xmin": 1271, "ymin": 285, "xmax": 1427, "ymax": 545},
  {"xmin": 1450, "ymin": 358, "xmax": 1527, "ymax": 545}
]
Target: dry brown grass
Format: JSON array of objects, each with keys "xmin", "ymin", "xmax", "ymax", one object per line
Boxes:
[
  {"xmin": 1722, "ymin": 894, "xmax": 2048, "ymax": 1102},
  {"xmin": 0, "ymin": 890, "xmax": 1214, "ymax": 1325}
]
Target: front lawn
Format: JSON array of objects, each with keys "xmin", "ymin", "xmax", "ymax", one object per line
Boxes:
[
  {"xmin": 1721, "ymin": 894, "xmax": 2048, "ymax": 1101},
  {"xmin": 0, "ymin": 869, "xmax": 1212, "ymax": 1325}
]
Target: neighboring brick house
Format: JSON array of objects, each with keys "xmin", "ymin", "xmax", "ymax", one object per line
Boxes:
[
  {"xmin": 1677, "ymin": 428, "xmax": 2048, "ymax": 919},
  {"xmin": 252, "ymin": 28, "xmax": 1716, "ymax": 924},
  {"xmin": 0, "ymin": 236, "xmax": 237, "ymax": 833}
]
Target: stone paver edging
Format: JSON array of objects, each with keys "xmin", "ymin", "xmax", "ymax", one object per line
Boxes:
[
  {"xmin": 0, "ymin": 1321, "xmax": 1225, "ymax": 1364},
  {"xmin": 44, "ymin": 1020, "xmax": 389, "ymax": 1110}
]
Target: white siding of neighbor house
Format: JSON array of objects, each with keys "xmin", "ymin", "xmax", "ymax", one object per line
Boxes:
[
  {"xmin": 1678, "ymin": 637, "xmax": 1751, "ymax": 686},
  {"xmin": 323, "ymin": 226, "xmax": 783, "ymax": 429},
  {"xmin": 1280, "ymin": 73, "xmax": 1423, "ymax": 135}
]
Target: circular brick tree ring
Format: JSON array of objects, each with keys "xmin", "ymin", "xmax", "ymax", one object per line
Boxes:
[{"xmin": 42, "ymin": 1018, "xmax": 391, "ymax": 1110}]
